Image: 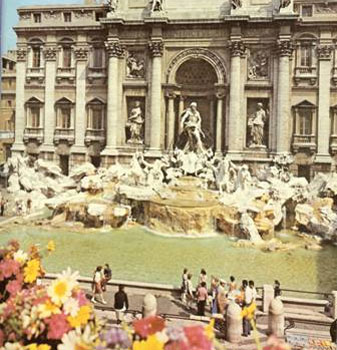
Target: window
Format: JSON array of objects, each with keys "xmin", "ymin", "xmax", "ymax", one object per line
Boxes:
[
  {"xmin": 63, "ymin": 47, "xmax": 72, "ymax": 68},
  {"xmin": 300, "ymin": 45, "xmax": 312, "ymax": 67},
  {"xmin": 95, "ymin": 12, "xmax": 103, "ymax": 21},
  {"xmin": 298, "ymin": 108, "xmax": 312, "ymax": 135},
  {"xmin": 33, "ymin": 13, "xmax": 41, "ymax": 23},
  {"xmin": 32, "ymin": 47, "xmax": 41, "ymax": 67},
  {"xmin": 58, "ymin": 107, "xmax": 71, "ymax": 129},
  {"xmin": 92, "ymin": 47, "xmax": 103, "ymax": 67},
  {"xmin": 8, "ymin": 100, "xmax": 12, "ymax": 107},
  {"xmin": 29, "ymin": 107, "xmax": 40, "ymax": 128},
  {"xmin": 302, "ymin": 5, "xmax": 313, "ymax": 17},
  {"xmin": 64, "ymin": 12, "xmax": 72, "ymax": 22},
  {"xmin": 92, "ymin": 107, "xmax": 103, "ymax": 129}
]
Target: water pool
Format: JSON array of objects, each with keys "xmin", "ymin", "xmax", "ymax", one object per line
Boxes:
[{"xmin": 0, "ymin": 225, "xmax": 336, "ymax": 293}]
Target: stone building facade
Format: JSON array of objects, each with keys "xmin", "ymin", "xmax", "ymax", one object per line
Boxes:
[
  {"xmin": 0, "ymin": 51, "xmax": 16, "ymax": 162},
  {"xmin": 11, "ymin": 0, "xmax": 337, "ymax": 178}
]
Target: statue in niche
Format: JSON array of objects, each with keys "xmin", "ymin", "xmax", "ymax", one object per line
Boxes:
[
  {"xmin": 126, "ymin": 53, "xmax": 145, "ymax": 78},
  {"xmin": 247, "ymin": 103, "xmax": 267, "ymax": 147},
  {"xmin": 106, "ymin": 0, "xmax": 118, "ymax": 15},
  {"xmin": 279, "ymin": 0, "xmax": 291, "ymax": 10},
  {"xmin": 178, "ymin": 102, "xmax": 207, "ymax": 154},
  {"xmin": 126, "ymin": 101, "xmax": 144, "ymax": 144},
  {"xmin": 150, "ymin": 0, "xmax": 163, "ymax": 12},
  {"xmin": 248, "ymin": 50, "xmax": 269, "ymax": 80},
  {"xmin": 231, "ymin": 0, "xmax": 242, "ymax": 10}
]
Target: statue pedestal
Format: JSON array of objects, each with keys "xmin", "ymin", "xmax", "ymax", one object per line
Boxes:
[{"xmin": 249, "ymin": 144, "xmax": 267, "ymax": 151}]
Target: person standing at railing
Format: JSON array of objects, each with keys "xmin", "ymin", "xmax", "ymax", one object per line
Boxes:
[
  {"xmin": 102, "ymin": 263, "xmax": 112, "ymax": 292},
  {"xmin": 91, "ymin": 266, "xmax": 107, "ymax": 305},
  {"xmin": 114, "ymin": 285, "xmax": 129, "ymax": 325},
  {"xmin": 181, "ymin": 268, "xmax": 188, "ymax": 303},
  {"xmin": 274, "ymin": 280, "xmax": 282, "ymax": 298},
  {"xmin": 196, "ymin": 281, "xmax": 208, "ymax": 316}
]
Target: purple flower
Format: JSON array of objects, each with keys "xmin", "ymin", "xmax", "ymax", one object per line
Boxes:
[{"xmin": 99, "ymin": 327, "xmax": 131, "ymax": 349}]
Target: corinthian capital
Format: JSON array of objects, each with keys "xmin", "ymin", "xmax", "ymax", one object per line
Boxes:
[
  {"xmin": 229, "ymin": 41, "xmax": 246, "ymax": 57},
  {"xmin": 317, "ymin": 45, "xmax": 333, "ymax": 60},
  {"xmin": 276, "ymin": 40, "xmax": 294, "ymax": 57},
  {"xmin": 149, "ymin": 41, "xmax": 164, "ymax": 57},
  {"xmin": 74, "ymin": 46, "xmax": 89, "ymax": 60},
  {"xmin": 105, "ymin": 40, "xmax": 125, "ymax": 58},
  {"xmin": 43, "ymin": 47, "xmax": 57, "ymax": 61}
]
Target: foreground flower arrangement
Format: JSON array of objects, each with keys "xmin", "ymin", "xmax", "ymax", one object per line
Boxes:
[{"xmin": 0, "ymin": 240, "xmax": 300, "ymax": 350}]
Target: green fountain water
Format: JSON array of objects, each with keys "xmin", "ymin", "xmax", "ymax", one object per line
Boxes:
[{"xmin": 0, "ymin": 225, "xmax": 336, "ymax": 294}]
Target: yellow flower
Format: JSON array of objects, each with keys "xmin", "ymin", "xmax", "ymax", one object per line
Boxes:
[
  {"xmin": 67, "ymin": 305, "xmax": 92, "ymax": 328},
  {"xmin": 37, "ymin": 300, "xmax": 61, "ymax": 318},
  {"xmin": 24, "ymin": 259, "xmax": 41, "ymax": 283},
  {"xmin": 47, "ymin": 278, "xmax": 73, "ymax": 305},
  {"xmin": 132, "ymin": 335, "xmax": 164, "ymax": 350},
  {"xmin": 47, "ymin": 240, "xmax": 55, "ymax": 252},
  {"xmin": 25, "ymin": 345, "xmax": 51, "ymax": 350},
  {"xmin": 205, "ymin": 318, "xmax": 215, "ymax": 340}
]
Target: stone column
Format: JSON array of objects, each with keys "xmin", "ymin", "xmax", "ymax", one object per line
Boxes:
[
  {"xmin": 166, "ymin": 92, "xmax": 176, "ymax": 149},
  {"xmin": 268, "ymin": 298, "xmax": 285, "ymax": 337},
  {"xmin": 102, "ymin": 40, "xmax": 124, "ymax": 155},
  {"xmin": 228, "ymin": 41, "xmax": 245, "ymax": 155},
  {"xmin": 148, "ymin": 40, "xmax": 163, "ymax": 154},
  {"xmin": 42, "ymin": 46, "xmax": 57, "ymax": 149},
  {"xmin": 12, "ymin": 48, "xmax": 27, "ymax": 153},
  {"xmin": 316, "ymin": 45, "xmax": 333, "ymax": 162},
  {"xmin": 216, "ymin": 93, "xmax": 225, "ymax": 154},
  {"xmin": 73, "ymin": 46, "xmax": 89, "ymax": 150},
  {"xmin": 263, "ymin": 284, "xmax": 275, "ymax": 313},
  {"xmin": 178, "ymin": 96, "xmax": 185, "ymax": 134},
  {"xmin": 276, "ymin": 40, "xmax": 293, "ymax": 153}
]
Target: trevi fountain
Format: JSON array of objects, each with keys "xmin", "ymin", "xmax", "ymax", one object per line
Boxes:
[{"xmin": 0, "ymin": 102, "xmax": 336, "ymax": 293}]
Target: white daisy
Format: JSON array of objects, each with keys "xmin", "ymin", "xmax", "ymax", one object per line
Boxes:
[
  {"xmin": 63, "ymin": 297, "xmax": 80, "ymax": 317},
  {"xmin": 13, "ymin": 249, "xmax": 28, "ymax": 264}
]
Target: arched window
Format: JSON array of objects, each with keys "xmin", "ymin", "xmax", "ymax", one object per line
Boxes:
[
  {"xmin": 87, "ymin": 98, "xmax": 105, "ymax": 130},
  {"xmin": 55, "ymin": 97, "xmax": 74, "ymax": 129}
]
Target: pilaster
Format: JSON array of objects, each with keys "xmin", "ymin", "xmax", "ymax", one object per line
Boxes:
[
  {"xmin": 148, "ymin": 39, "xmax": 164, "ymax": 155},
  {"xmin": 12, "ymin": 47, "xmax": 27, "ymax": 153},
  {"xmin": 101, "ymin": 39, "xmax": 125, "ymax": 156},
  {"xmin": 73, "ymin": 45, "xmax": 89, "ymax": 153},
  {"xmin": 316, "ymin": 43, "xmax": 333, "ymax": 163},
  {"xmin": 276, "ymin": 39, "xmax": 293, "ymax": 154}
]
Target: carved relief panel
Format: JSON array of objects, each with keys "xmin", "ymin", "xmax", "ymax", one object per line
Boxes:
[{"xmin": 247, "ymin": 49, "xmax": 270, "ymax": 81}]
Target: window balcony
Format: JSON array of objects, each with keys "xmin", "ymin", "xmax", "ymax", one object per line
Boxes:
[
  {"xmin": 330, "ymin": 135, "xmax": 337, "ymax": 155},
  {"xmin": 84, "ymin": 129, "xmax": 105, "ymax": 146},
  {"xmin": 87, "ymin": 67, "xmax": 106, "ymax": 84},
  {"xmin": 23, "ymin": 127, "xmax": 43, "ymax": 144},
  {"xmin": 294, "ymin": 66, "xmax": 317, "ymax": 85},
  {"xmin": 26, "ymin": 67, "xmax": 44, "ymax": 83},
  {"xmin": 292, "ymin": 134, "xmax": 316, "ymax": 153},
  {"xmin": 54, "ymin": 128, "xmax": 75, "ymax": 145}
]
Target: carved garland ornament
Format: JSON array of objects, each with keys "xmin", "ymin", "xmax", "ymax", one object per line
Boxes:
[
  {"xmin": 74, "ymin": 47, "xmax": 89, "ymax": 60},
  {"xmin": 105, "ymin": 41, "xmax": 125, "ymax": 58},
  {"xmin": 149, "ymin": 41, "xmax": 164, "ymax": 57},
  {"xmin": 16, "ymin": 48, "xmax": 28, "ymax": 61},
  {"xmin": 276, "ymin": 40, "xmax": 294, "ymax": 57},
  {"xmin": 317, "ymin": 45, "xmax": 333, "ymax": 60},
  {"xmin": 43, "ymin": 47, "xmax": 57, "ymax": 60},
  {"xmin": 166, "ymin": 48, "xmax": 227, "ymax": 83}
]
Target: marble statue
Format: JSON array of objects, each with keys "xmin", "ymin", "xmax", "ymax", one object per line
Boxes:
[
  {"xmin": 278, "ymin": 0, "xmax": 293, "ymax": 13},
  {"xmin": 236, "ymin": 164, "xmax": 252, "ymax": 191},
  {"xmin": 248, "ymin": 51, "xmax": 269, "ymax": 80},
  {"xmin": 150, "ymin": 0, "xmax": 163, "ymax": 12},
  {"xmin": 215, "ymin": 156, "xmax": 238, "ymax": 194},
  {"xmin": 231, "ymin": 0, "xmax": 242, "ymax": 10},
  {"xmin": 106, "ymin": 0, "xmax": 118, "ymax": 16},
  {"xmin": 126, "ymin": 53, "xmax": 145, "ymax": 78},
  {"xmin": 247, "ymin": 103, "xmax": 267, "ymax": 147},
  {"xmin": 126, "ymin": 101, "xmax": 144, "ymax": 144},
  {"xmin": 180, "ymin": 102, "xmax": 206, "ymax": 154}
]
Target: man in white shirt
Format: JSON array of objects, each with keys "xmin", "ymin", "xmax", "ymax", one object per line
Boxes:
[{"xmin": 243, "ymin": 280, "xmax": 257, "ymax": 337}]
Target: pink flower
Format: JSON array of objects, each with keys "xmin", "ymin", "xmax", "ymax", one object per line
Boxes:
[
  {"xmin": 0, "ymin": 259, "xmax": 20, "ymax": 280},
  {"xmin": 184, "ymin": 325, "xmax": 212, "ymax": 350},
  {"xmin": 0, "ymin": 329, "xmax": 4, "ymax": 347},
  {"xmin": 133, "ymin": 316, "xmax": 166, "ymax": 338},
  {"xmin": 6, "ymin": 279, "xmax": 22, "ymax": 296},
  {"xmin": 46, "ymin": 313, "xmax": 71, "ymax": 340},
  {"xmin": 165, "ymin": 341, "xmax": 190, "ymax": 350},
  {"xmin": 75, "ymin": 290, "xmax": 88, "ymax": 307}
]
